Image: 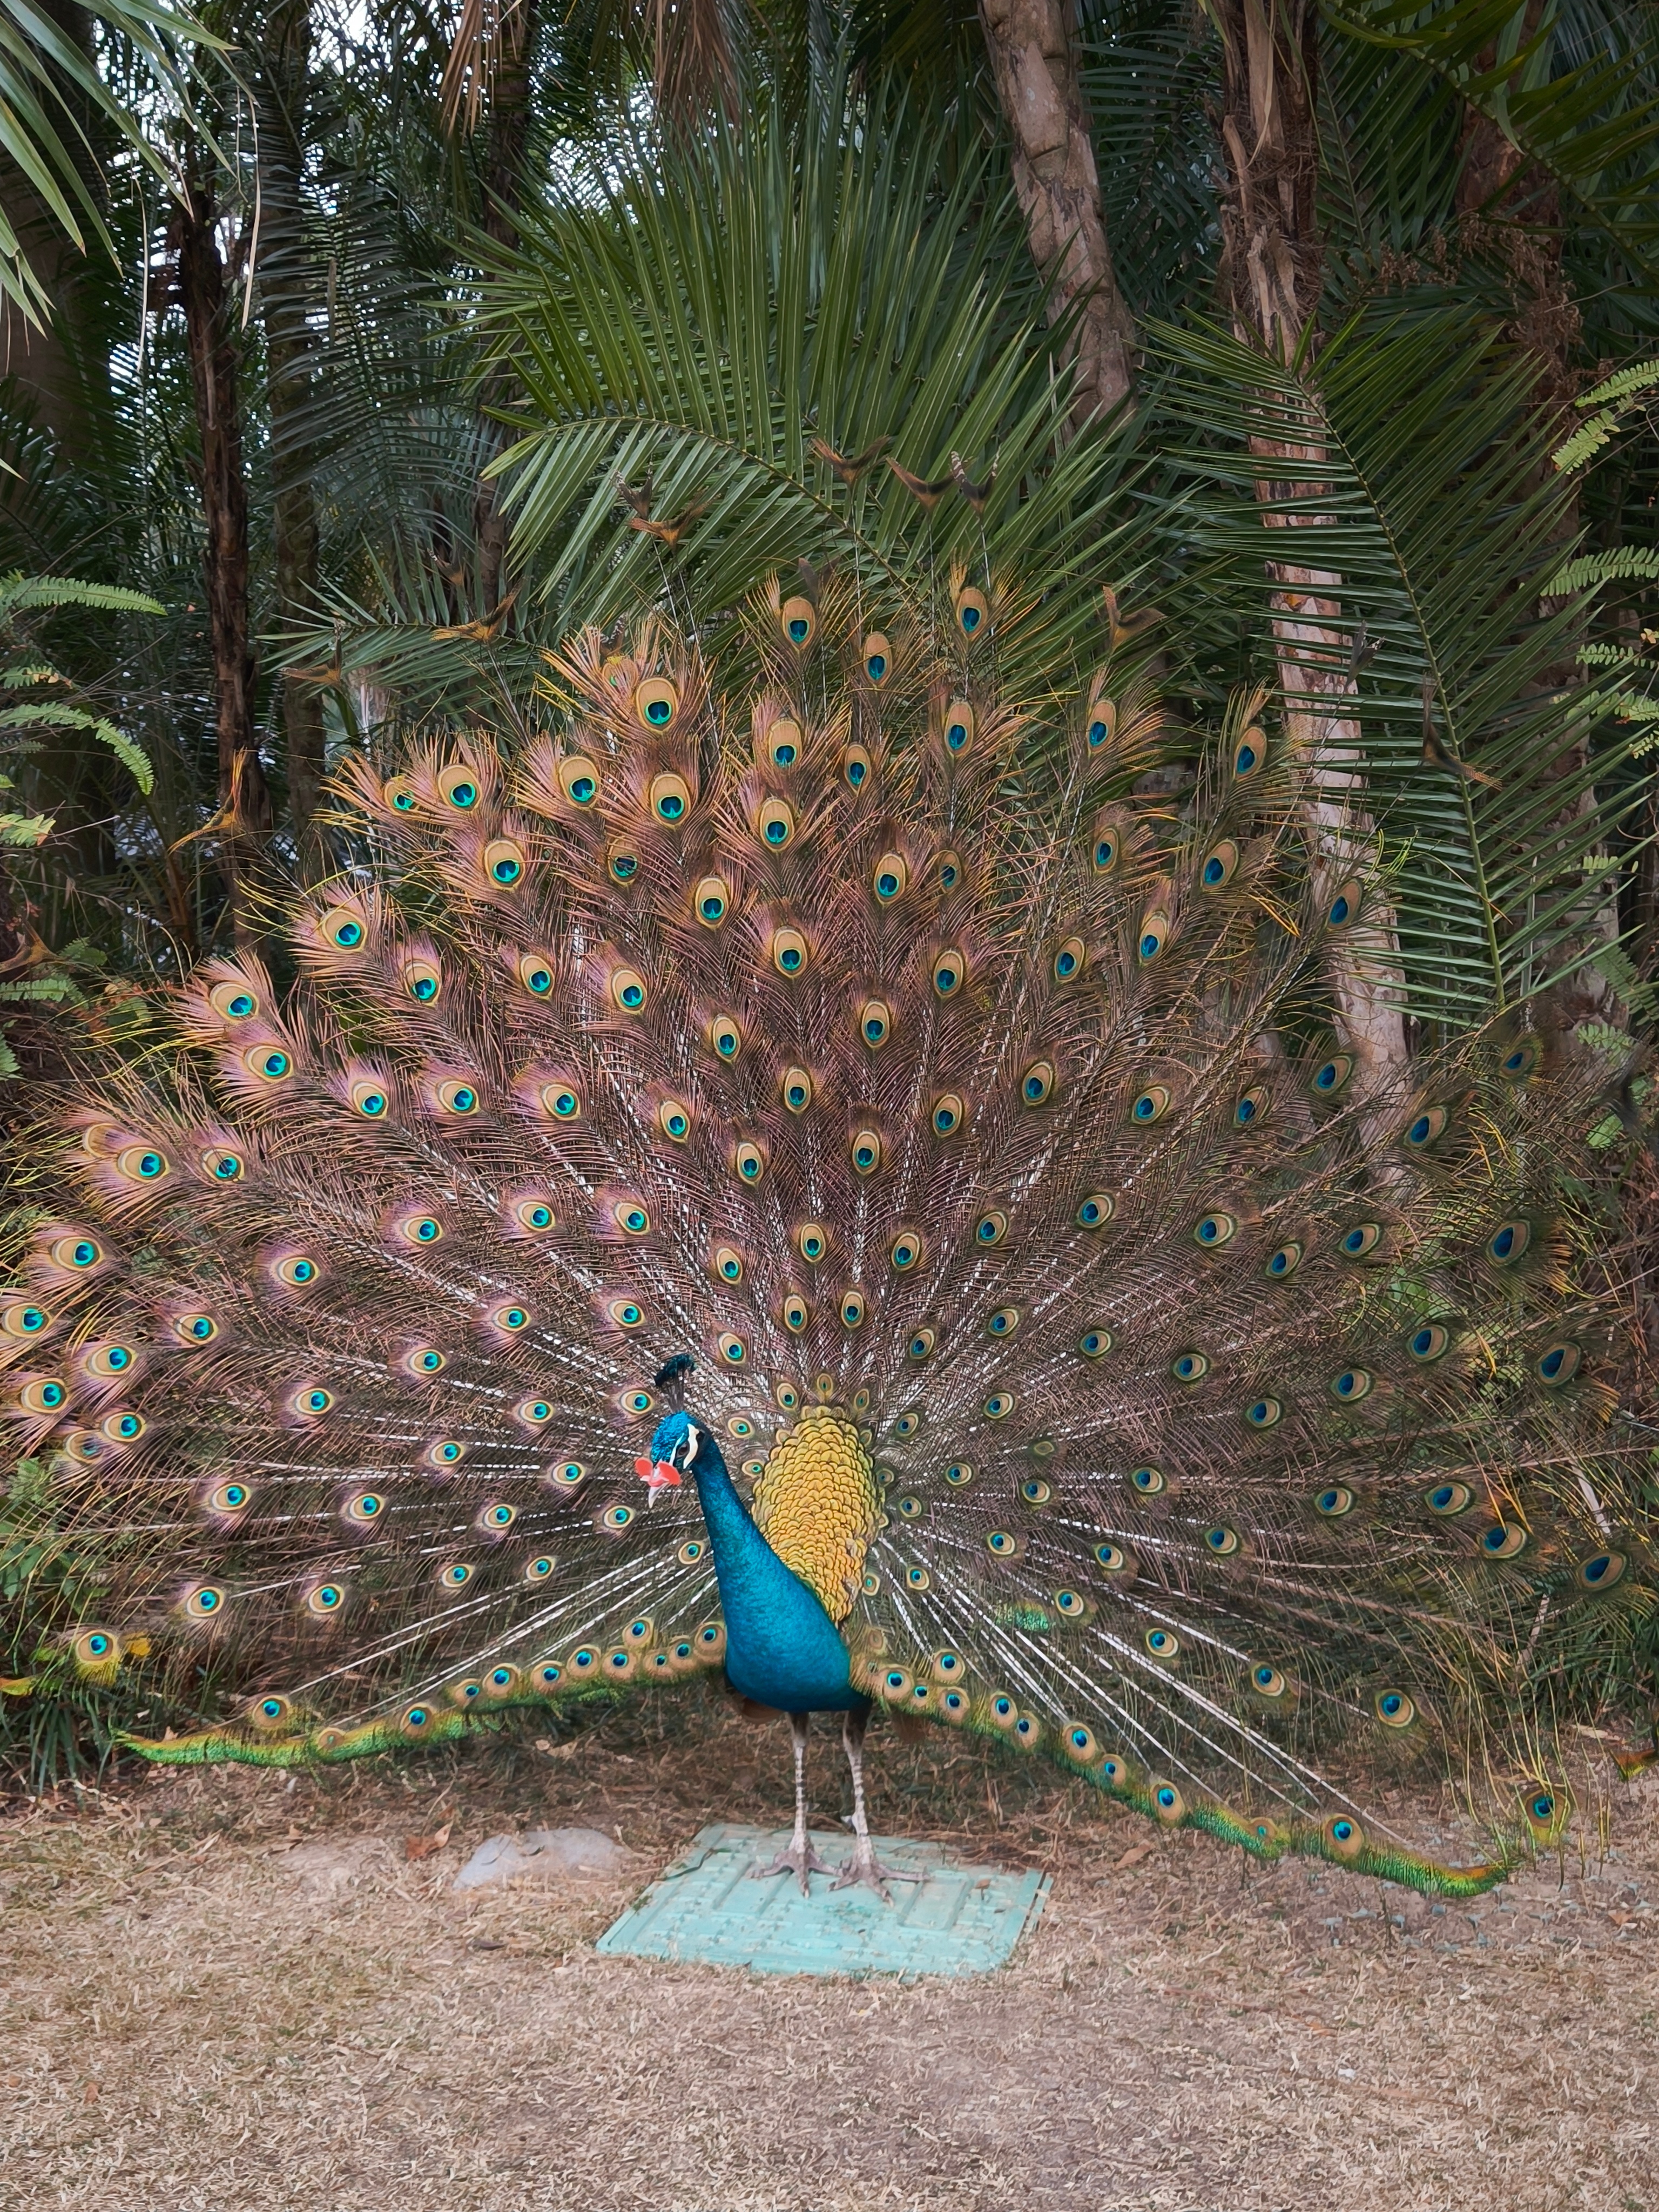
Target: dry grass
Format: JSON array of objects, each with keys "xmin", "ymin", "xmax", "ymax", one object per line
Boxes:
[{"xmin": 2, "ymin": 1686, "xmax": 1654, "ymax": 2212}]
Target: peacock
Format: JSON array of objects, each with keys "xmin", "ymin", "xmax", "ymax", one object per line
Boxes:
[{"xmin": 4, "ymin": 571, "xmax": 1644, "ymax": 1898}]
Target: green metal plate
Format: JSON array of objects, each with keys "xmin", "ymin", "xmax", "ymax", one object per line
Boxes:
[{"xmin": 596, "ymin": 1822, "xmax": 1050, "ymax": 1978}]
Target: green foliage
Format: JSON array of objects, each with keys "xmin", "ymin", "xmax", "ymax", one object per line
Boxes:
[
  {"xmin": 0, "ymin": 1455, "xmax": 126, "ymax": 1791},
  {"xmin": 1151, "ymin": 308, "xmax": 1643, "ymax": 1021}
]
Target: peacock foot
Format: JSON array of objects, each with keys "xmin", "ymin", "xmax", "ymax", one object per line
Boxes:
[
  {"xmin": 750, "ymin": 1832, "xmax": 835, "ymax": 1894},
  {"xmin": 830, "ymin": 1833, "xmax": 924, "ymax": 1903}
]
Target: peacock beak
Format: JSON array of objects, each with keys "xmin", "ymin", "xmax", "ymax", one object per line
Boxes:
[{"xmin": 633, "ymin": 1456, "xmax": 683, "ymax": 1504}]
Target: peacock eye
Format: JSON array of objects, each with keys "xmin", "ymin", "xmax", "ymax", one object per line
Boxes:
[
  {"xmin": 439, "ymin": 763, "xmax": 481, "ymax": 810},
  {"xmin": 606, "ymin": 1300, "xmax": 646, "ymax": 1331},
  {"xmin": 1171, "ymin": 1351, "xmax": 1209, "ymax": 1383},
  {"xmin": 930, "ymin": 1094, "xmax": 965, "ymax": 1137},
  {"xmin": 839, "ymin": 1291, "xmax": 866, "ymax": 1329},
  {"xmin": 1402, "ymin": 1104, "xmax": 1449, "ymax": 1149},
  {"xmin": 1500, "ymin": 1036, "xmax": 1541, "ymax": 1080},
  {"xmin": 1243, "ymin": 1395, "xmax": 1283, "ymax": 1429},
  {"xmin": 435, "ymin": 1078, "xmax": 481, "ymax": 1116},
  {"xmin": 758, "ymin": 797, "xmax": 795, "ymax": 848},
  {"xmin": 694, "ymin": 875, "xmax": 731, "ymax": 927},
  {"xmin": 657, "ymin": 1100, "xmax": 692, "ymax": 1143},
  {"xmin": 1199, "ymin": 840, "xmax": 1239, "ymax": 890},
  {"xmin": 1136, "ymin": 909, "xmax": 1171, "ymax": 963},
  {"xmin": 1085, "ymin": 696, "xmax": 1115, "ymax": 750},
  {"xmin": 889, "ymin": 1230, "xmax": 923, "ymax": 1272},
  {"xmin": 210, "ymin": 980, "xmax": 259, "ymax": 1021},
  {"xmin": 320, "ymin": 904, "xmax": 366, "ymax": 950},
  {"xmin": 850, "ymin": 1128, "xmax": 883, "ymax": 1175},
  {"xmin": 982, "ymin": 1390, "xmax": 1015, "ymax": 1419},
  {"xmin": 49, "ymin": 1234, "xmax": 102, "ymax": 1271},
  {"xmin": 793, "ymin": 1222, "xmax": 827, "ymax": 1265},
  {"xmin": 873, "ymin": 851, "xmax": 907, "ymax": 902},
  {"xmin": 713, "ymin": 1245, "xmax": 746, "ymax": 1283},
  {"xmin": 1407, "ymin": 1323, "xmax": 1449, "ymax": 1363},
  {"xmin": 483, "ymin": 838, "xmax": 525, "ymax": 887},
  {"xmin": 558, "ymin": 754, "xmax": 601, "ymax": 807},
  {"xmin": 1053, "ymin": 936, "xmax": 1086, "ymax": 983},
  {"xmin": 707, "ymin": 1015, "xmax": 743, "ymax": 1060},
  {"xmin": 401, "ymin": 959, "xmax": 441, "ymax": 1004},
  {"xmin": 955, "ymin": 585, "xmax": 989, "ymax": 638},
  {"xmin": 942, "ymin": 701, "xmax": 975, "ymax": 756},
  {"xmin": 613, "ymin": 1200, "xmax": 651, "ymax": 1236},
  {"xmin": 973, "ymin": 1208, "xmax": 1008, "ymax": 1247},
  {"xmin": 1129, "ymin": 1464, "xmax": 1165, "ymax": 1495},
  {"xmin": 1232, "ymin": 725, "xmax": 1265, "ymax": 778},
  {"xmin": 1094, "ymin": 1542, "xmax": 1128, "ymax": 1571},
  {"xmin": 936, "ymin": 848, "xmax": 962, "ymax": 891},
  {"xmin": 932, "ymin": 948, "xmax": 965, "ymax": 997},
  {"xmin": 1315, "ymin": 1485, "xmax": 1355, "ymax": 1518},
  {"xmin": 609, "ymin": 967, "xmax": 649, "ymax": 1013},
  {"xmin": 842, "ymin": 743, "xmax": 873, "ymax": 790},
  {"xmin": 1078, "ymin": 1326, "xmax": 1111, "ymax": 1358},
  {"xmin": 1374, "ymin": 1689, "xmax": 1417, "ymax": 1729},
  {"xmin": 859, "ymin": 999, "xmax": 893, "ymax": 1048},
  {"xmin": 780, "ymin": 594, "xmax": 817, "ymax": 649},
  {"xmin": 273, "ymin": 1253, "xmax": 320, "ymax": 1289},
  {"xmin": 986, "ymin": 1305, "xmax": 1021, "ymax": 1338},
  {"xmin": 1325, "ymin": 877, "xmax": 1361, "ymax": 928},
  {"xmin": 771, "ymin": 927, "xmax": 808, "ymax": 976},
  {"xmin": 1075, "ymin": 1192, "xmax": 1114, "ymax": 1229},
  {"xmin": 635, "ymin": 677, "xmax": 678, "ymax": 729},
  {"xmin": 944, "ymin": 1461, "xmax": 973, "ymax": 1486},
  {"xmin": 244, "ymin": 1045, "xmax": 293, "ymax": 1082},
  {"xmin": 1130, "ymin": 1084, "xmax": 1171, "ymax": 1124},
  {"xmin": 516, "ymin": 1399, "xmax": 554, "ymax": 1427},
  {"xmin": 1234, "ymin": 1085, "xmax": 1270, "ymax": 1127},
  {"xmin": 781, "ymin": 1293, "xmax": 811, "ymax": 1332},
  {"xmin": 907, "ymin": 1327, "xmax": 936, "ymax": 1360},
  {"xmin": 765, "ymin": 716, "xmax": 802, "ymax": 767},
  {"xmin": 115, "ymin": 1144, "xmax": 168, "ymax": 1185},
  {"xmin": 1535, "ymin": 1340, "xmax": 1580, "ymax": 1386},
  {"xmin": 1485, "ymin": 1218, "xmax": 1532, "ymax": 1267},
  {"xmin": 513, "ymin": 1195, "xmax": 556, "ymax": 1232},
  {"xmin": 1338, "ymin": 1221, "xmax": 1381, "ymax": 1259},
  {"xmin": 781, "ymin": 1066, "xmax": 813, "ymax": 1113},
  {"xmin": 1264, "ymin": 1239, "xmax": 1302, "ymax": 1280},
  {"xmin": 732, "ymin": 1141, "xmax": 766, "ymax": 1183},
  {"xmin": 1020, "ymin": 1058, "xmax": 1056, "ymax": 1106},
  {"xmin": 608, "ymin": 844, "xmax": 639, "ymax": 884},
  {"xmin": 1311, "ymin": 1053, "xmax": 1353, "ymax": 1096},
  {"xmin": 862, "ymin": 631, "xmax": 891, "ymax": 685},
  {"xmin": 1192, "ymin": 1211, "xmax": 1237, "ymax": 1249},
  {"xmin": 1330, "ymin": 1367, "xmax": 1373, "ymax": 1401},
  {"xmin": 649, "ymin": 772, "xmax": 691, "ymax": 824}
]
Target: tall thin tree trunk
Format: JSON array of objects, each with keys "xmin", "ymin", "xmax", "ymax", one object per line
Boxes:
[
  {"xmin": 473, "ymin": 0, "xmax": 536, "ymax": 611},
  {"xmin": 1215, "ymin": 0, "xmax": 1409, "ymax": 1086},
  {"xmin": 979, "ymin": 0, "xmax": 1135, "ymax": 424},
  {"xmin": 173, "ymin": 160, "xmax": 269, "ymax": 940},
  {"xmin": 258, "ymin": 0, "xmax": 327, "ymax": 882}
]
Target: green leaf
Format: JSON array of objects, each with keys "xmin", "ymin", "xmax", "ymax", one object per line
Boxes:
[{"xmin": 1150, "ymin": 307, "xmax": 1643, "ymax": 1020}]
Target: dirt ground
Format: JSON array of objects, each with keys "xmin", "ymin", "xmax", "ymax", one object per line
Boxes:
[{"xmin": 2, "ymin": 1687, "xmax": 1654, "ymax": 2212}]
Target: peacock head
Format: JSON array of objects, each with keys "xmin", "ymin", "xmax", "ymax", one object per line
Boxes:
[{"xmin": 639, "ymin": 1355, "xmax": 706, "ymax": 1499}]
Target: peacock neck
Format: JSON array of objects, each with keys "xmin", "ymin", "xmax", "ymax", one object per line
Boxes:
[
  {"xmin": 685, "ymin": 1424, "xmax": 862, "ymax": 1714},
  {"xmin": 687, "ymin": 1428, "xmax": 757, "ymax": 1553}
]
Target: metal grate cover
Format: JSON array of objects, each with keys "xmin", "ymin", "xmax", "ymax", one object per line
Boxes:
[{"xmin": 596, "ymin": 1823, "xmax": 1050, "ymax": 1978}]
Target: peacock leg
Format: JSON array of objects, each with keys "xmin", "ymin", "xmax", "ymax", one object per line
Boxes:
[
  {"xmin": 749, "ymin": 1711, "xmax": 833, "ymax": 1893},
  {"xmin": 832, "ymin": 1705, "xmax": 922, "ymax": 1901}
]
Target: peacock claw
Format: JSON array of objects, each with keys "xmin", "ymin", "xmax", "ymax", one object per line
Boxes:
[
  {"xmin": 750, "ymin": 1835, "xmax": 835, "ymax": 1893},
  {"xmin": 830, "ymin": 1837, "xmax": 923, "ymax": 1903}
]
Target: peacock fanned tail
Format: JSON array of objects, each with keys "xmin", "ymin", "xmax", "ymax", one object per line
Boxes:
[{"xmin": 6, "ymin": 572, "xmax": 1641, "ymax": 1894}]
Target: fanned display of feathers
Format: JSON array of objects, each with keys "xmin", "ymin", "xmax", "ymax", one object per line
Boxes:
[{"xmin": 5, "ymin": 574, "xmax": 1646, "ymax": 1891}]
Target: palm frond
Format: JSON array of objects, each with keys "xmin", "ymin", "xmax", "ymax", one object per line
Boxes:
[{"xmin": 1150, "ymin": 307, "xmax": 1645, "ymax": 1021}]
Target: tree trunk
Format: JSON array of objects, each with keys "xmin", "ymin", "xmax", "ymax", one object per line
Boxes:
[
  {"xmin": 473, "ymin": 0, "xmax": 536, "ymax": 611},
  {"xmin": 978, "ymin": 0, "xmax": 1135, "ymax": 425},
  {"xmin": 257, "ymin": 0, "xmax": 327, "ymax": 882},
  {"xmin": 1214, "ymin": 0, "xmax": 1409, "ymax": 1087},
  {"xmin": 173, "ymin": 161, "xmax": 269, "ymax": 940}
]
